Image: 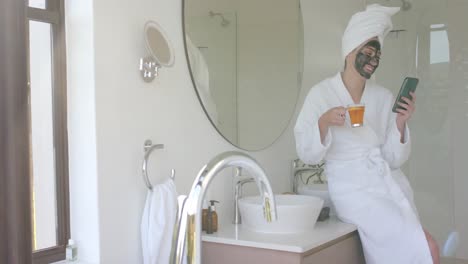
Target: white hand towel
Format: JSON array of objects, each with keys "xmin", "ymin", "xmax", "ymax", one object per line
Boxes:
[{"xmin": 141, "ymin": 178, "xmax": 178, "ymax": 264}]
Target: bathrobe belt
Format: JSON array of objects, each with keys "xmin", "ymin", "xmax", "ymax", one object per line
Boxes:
[
  {"xmin": 327, "ymin": 147, "xmax": 411, "ymax": 206},
  {"xmin": 326, "ymin": 147, "xmax": 387, "ymax": 171},
  {"xmin": 364, "ymin": 148, "xmax": 387, "ymax": 176}
]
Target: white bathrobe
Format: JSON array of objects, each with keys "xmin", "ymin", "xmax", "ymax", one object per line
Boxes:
[{"xmin": 294, "ymin": 73, "xmax": 433, "ymax": 264}]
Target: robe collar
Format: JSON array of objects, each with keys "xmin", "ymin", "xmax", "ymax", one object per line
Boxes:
[
  {"xmin": 331, "ymin": 73, "xmax": 379, "ymax": 143},
  {"xmin": 332, "ymin": 72, "xmax": 369, "ymax": 106}
]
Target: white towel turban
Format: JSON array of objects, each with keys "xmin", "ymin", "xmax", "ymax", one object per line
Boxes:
[{"xmin": 342, "ymin": 4, "xmax": 400, "ymax": 61}]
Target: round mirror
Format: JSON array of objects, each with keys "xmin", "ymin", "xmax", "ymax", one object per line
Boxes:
[
  {"xmin": 183, "ymin": 0, "xmax": 303, "ymax": 151},
  {"xmin": 144, "ymin": 21, "xmax": 174, "ymax": 67}
]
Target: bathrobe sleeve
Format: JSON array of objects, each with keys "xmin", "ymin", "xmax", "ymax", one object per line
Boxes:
[
  {"xmin": 381, "ymin": 91, "xmax": 411, "ymax": 169},
  {"xmin": 294, "ymin": 89, "xmax": 332, "ymax": 165}
]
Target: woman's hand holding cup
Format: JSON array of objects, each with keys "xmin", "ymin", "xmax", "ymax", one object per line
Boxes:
[
  {"xmin": 319, "ymin": 107, "xmax": 347, "ymax": 128},
  {"xmin": 317, "ymin": 106, "xmax": 346, "ymax": 144}
]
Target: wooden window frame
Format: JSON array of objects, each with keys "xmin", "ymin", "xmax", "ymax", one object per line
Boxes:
[
  {"xmin": 27, "ymin": 0, "xmax": 70, "ymax": 263},
  {"xmin": 0, "ymin": 0, "xmax": 33, "ymax": 262}
]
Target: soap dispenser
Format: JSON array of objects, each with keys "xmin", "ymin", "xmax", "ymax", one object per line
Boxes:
[
  {"xmin": 206, "ymin": 200, "xmax": 219, "ymax": 234},
  {"xmin": 202, "ymin": 199, "xmax": 209, "ymax": 231}
]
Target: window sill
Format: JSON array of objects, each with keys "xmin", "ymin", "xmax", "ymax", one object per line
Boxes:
[{"xmin": 53, "ymin": 260, "xmax": 93, "ymax": 264}]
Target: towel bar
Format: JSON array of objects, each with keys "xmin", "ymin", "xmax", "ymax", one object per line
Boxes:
[{"xmin": 142, "ymin": 139, "xmax": 175, "ymax": 190}]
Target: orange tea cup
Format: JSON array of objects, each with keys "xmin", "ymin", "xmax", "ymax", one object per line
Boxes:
[{"xmin": 347, "ymin": 104, "xmax": 365, "ymax": 127}]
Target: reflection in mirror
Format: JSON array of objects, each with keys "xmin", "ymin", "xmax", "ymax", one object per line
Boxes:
[{"xmin": 184, "ymin": 0, "xmax": 303, "ymax": 150}]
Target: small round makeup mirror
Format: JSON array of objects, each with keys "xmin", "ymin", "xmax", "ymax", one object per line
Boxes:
[
  {"xmin": 140, "ymin": 21, "xmax": 174, "ymax": 82},
  {"xmin": 144, "ymin": 21, "xmax": 174, "ymax": 67}
]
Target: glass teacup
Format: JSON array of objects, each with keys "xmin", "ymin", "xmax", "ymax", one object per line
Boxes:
[{"xmin": 347, "ymin": 104, "xmax": 365, "ymax": 127}]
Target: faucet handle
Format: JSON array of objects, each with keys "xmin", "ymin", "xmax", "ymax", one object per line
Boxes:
[
  {"xmin": 263, "ymin": 197, "xmax": 273, "ymax": 222},
  {"xmin": 233, "ymin": 166, "xmax": 253, "ymax": 180},
  {"xmin": 234, "ymin": 167, "xmax": 242, "ymax": 177}
]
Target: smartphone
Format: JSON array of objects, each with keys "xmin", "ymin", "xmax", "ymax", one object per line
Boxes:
[{"xmin": 392, "ymin": 77, "xmax": 419, "ymax": 113}]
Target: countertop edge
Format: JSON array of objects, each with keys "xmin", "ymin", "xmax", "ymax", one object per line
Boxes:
[{"xmin": 202, "ymin": 218, "xmax": 357, "ymax": 253}]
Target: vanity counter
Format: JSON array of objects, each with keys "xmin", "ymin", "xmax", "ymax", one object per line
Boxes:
[{"xmin": 202, "ymin": 217, "xmax": 357, "ymax": 253}]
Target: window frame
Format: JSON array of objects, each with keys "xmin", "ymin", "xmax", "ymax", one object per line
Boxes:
[{"xmin": 26, "ymin": 0, "xmax": 70, "ymax": 263}]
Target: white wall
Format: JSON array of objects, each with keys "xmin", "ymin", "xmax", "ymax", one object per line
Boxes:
[
  {"xmin": 300, "ymin": 0, "xmax": 362, "ymax": 91},
  {"xmin": 65, "ymin": 0, "xmax": 468, "ymax": 262},
  {"xmin": 66, "ymin": 0, "xmax": 100, "ymax": 261}
]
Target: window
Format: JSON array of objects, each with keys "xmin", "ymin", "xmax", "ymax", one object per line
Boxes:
[
  {"xmin": 430, "ymin": 24, "xmax": 450, "ymax": 64},
  {"xmin": 29, "ymin": 0, "xmax": 47, "ymax": 9},
  {"xmin": 27, "ymin": 0, "xmax": 70, "ymax": 263}
]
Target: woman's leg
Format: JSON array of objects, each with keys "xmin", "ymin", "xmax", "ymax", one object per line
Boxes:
[{"xmin": 424, "ymin": 229, "xmax": 440, "ymax": 264}]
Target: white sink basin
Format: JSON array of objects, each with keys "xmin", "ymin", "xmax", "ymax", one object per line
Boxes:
[
  {"xmin": 298, "ymin": 184, "xmax": 335, "ymax": 216},
  {"xmin": 239, "ymin": 194, "xmax": 323, "ymax": 234}
]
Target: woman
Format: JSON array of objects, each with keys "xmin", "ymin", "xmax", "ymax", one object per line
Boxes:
[{"xmin": 294, "ymin": 4, "xmax": 439, "ymax": 264}]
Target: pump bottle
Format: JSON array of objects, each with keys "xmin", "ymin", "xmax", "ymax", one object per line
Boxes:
[{"xmin": 206, "ymin": 200, "xmax": 219, "ymax": 234}]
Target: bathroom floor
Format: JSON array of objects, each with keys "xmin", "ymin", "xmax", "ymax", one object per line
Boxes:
[{"xmin": 441, "ymin": 257, "xmax": 468, "ymax": 264}]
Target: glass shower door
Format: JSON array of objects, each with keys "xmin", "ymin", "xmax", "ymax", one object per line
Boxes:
[{"xmin": 370, "ymin": 0, "xmax": 468, "ymax": 259}]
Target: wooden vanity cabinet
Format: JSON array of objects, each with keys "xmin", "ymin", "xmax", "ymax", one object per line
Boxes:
[{"xmin": 202, "ymin": 231, "xmax": 365, "ymax": 264}]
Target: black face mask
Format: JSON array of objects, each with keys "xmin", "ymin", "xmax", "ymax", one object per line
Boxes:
[{"xmin": 354, "ymin": 40, "xmax": 381, "ymax": 79}]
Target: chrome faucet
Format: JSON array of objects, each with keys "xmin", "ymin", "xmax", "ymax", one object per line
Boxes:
[
  {"xmin": 233, "ymin": 167, "xmax": 255, "ymax": 224},
  {"xmin": 171, "ymin": 151, "xmax": 278, "ymax": 264},
  {"xmin": 292, "ymin": 159, "xmax": 325, "ymax": 193}
]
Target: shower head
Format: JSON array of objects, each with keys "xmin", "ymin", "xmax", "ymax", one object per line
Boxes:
[
  {"xmin": 400, "ymin": 0, "xmax": 411, "ymax": 11},
  {"xmin": 209, "ymin": 11, "xmax": 230, "ymax": 27}
]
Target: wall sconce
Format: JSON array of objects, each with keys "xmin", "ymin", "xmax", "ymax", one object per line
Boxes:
[{"xmin": 139, "ymin": 20, "xmax": 175, "ymax": 82}]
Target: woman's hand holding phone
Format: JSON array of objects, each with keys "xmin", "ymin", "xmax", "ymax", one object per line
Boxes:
[
  {"xmin": 395, "ymin": 91, "xmax": 416, "ymax": 136},
  {"xmin": 393, "ymin": 77, "xmax": 418, "ymax": 142}
]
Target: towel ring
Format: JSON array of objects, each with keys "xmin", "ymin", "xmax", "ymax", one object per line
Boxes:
[{"xmin": 142, "ymin": 139, "xmax": 175, "ymax": 190}]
